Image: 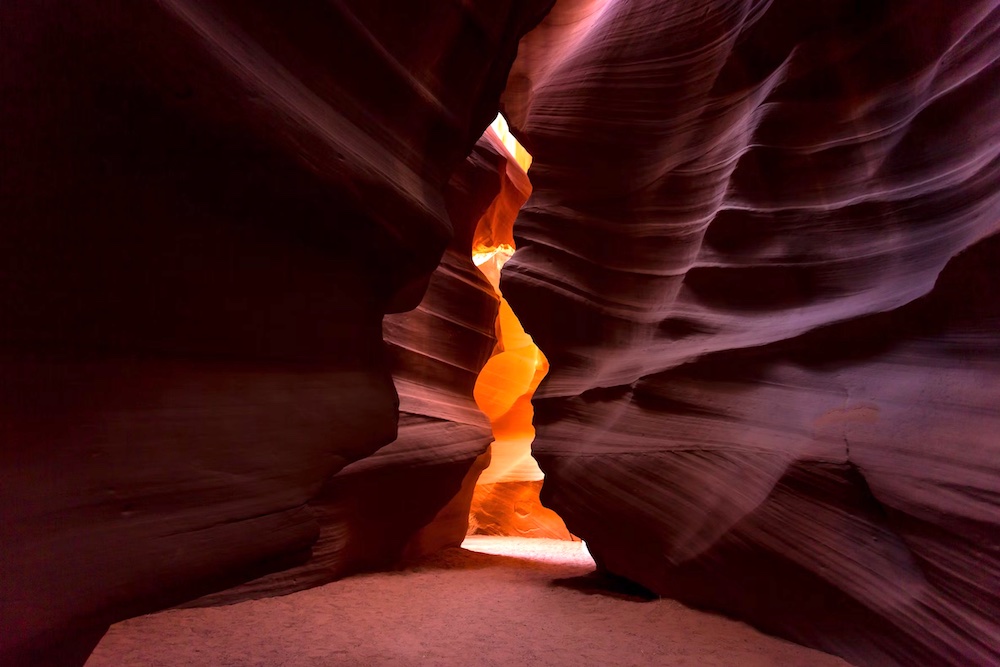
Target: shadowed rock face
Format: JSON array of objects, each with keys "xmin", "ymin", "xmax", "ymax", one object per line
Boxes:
[
  {"xmin": 0, "ymin": 1, "xmax": 551, "ymax": 663},
  {"xmin": 190, "ymin": 131, "xmax": 529, "ymax": 605},
  {"xmin": 501, "ymin": 1, "xmax": 1000, "ymax": 665}
]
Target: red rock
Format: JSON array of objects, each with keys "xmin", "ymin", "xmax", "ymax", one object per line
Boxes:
[
  {"xmin": 461, "ymin": 126, "xmax": 573, "ymax": 540},
  {"xmin": 192, "ymin": 132, "xmax": 521, "ymax": 604},
  {"xmin": 4, "ymin": 1, "xmax": 999, "ymax": 665},
  {"xmin": 0, "ymin": 1, "xmax": 551, "ymax": 663},
  {"xmin": 501, "ymin": 1, "xmax": 1000, "ymax": 665}
]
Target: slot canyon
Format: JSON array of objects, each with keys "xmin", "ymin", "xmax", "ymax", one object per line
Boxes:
[{"xmin": 1, "ymin": 1, "xmax": 998, "ymax": 666}]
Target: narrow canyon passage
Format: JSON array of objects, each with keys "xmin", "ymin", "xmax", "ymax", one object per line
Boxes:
[
  {"xmin": 4, "ymin": 2, "xmax": 998, "ymax": 665},
  {"xmin": 466, "ymin": 114, "xmax": 573, "ymax": 541},
  {"xmin": 81, "ymin": 114, "xmax": 843, "ymax": 667},
  {"xmin": 85, "ymin": 537, "xmax": 850, "ymax": 667}
]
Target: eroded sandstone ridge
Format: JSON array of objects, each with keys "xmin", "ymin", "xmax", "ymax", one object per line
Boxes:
[
  {"xmin": 501, "ymin": 1, "xmax": 1000, "ymax": 665},
  {"xmin": 0, "ymin": 1, "xmax": 551, "ymax": 663}
]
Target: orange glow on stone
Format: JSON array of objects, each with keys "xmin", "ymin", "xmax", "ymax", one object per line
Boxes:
[{"xmin": 468, "ymin": 116, "xmax": 572, "ymax": 540}]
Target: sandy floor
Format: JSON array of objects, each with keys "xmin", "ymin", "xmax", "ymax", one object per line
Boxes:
[{"xmin": 87, "ymin": 537, "xmax": 852, "ymax": 667}]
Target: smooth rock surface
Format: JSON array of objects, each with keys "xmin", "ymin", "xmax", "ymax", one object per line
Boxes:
[
  {"xmin": 469, "ymin": 481, "xmax": 574, "ymax": 540},
  {"xmin": 501, "ymin": 1, "xmax": 1000, "ymax": 665},
  {"xmin": 191, "ymin": 131, "xmax": 524, "ymax": 604},
  {"xmin": 0, "ymin": 1, "xmax": 552, "ymax": 663},
  {"xmin": 462, "ymin": 128, "xmax": 573, "ymax": 539}
]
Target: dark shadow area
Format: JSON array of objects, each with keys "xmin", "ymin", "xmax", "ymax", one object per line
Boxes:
[{"xmin": 552, "ymin": 570, "xmax": 658, "ymax": 602}]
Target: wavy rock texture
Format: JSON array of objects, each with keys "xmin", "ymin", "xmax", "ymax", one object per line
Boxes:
[
  {"xmin": 191, "ymin": 132, "xmax": 518, "ymax": 605},
  {"xmin": 0, "ymin": 1, "xmax": 551, "ymax": 664},
  {"xmin": 469, "ymin": 481, "xmax": 574, "ymax": 540},
  {"xmin": 501, "ymin": 1, "xmax": 1000, "ymax": 665}
]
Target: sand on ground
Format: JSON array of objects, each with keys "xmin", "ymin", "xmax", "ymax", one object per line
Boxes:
[{"xmin": 86, "ymin": 537, "xmax": 853, "ymax": 667}]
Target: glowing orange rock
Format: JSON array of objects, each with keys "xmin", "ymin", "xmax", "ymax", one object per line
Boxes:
[
  {"xmin": 468, "ymin": 481, "xmax": 574, "ymax": 540},
  {"xmin": 467, "ymin": 117, "xmax": 571, "ymax": 539}
]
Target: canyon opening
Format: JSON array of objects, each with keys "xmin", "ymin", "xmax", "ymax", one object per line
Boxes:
[{"xmin": 466, "ymin": 113, "xmax": 574, "ymax": 542}]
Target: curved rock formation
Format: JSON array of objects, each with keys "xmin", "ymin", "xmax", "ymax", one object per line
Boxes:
[
  {"xmin": 462, "ymin": 125, "xmax": 573, "ymax": 540},
  {"xmin": 4, "ymin": 1, "xmax": 998, "ymax": 665},
  {"xmin": 187, "ymin": 131, "xmax": 513, "ymax": 606},
  {"xmin": 0, "ymin": 1, "xmax": 551, "ymax": 663},
  {"xmin": 501, "ymin": 1, "xmax": 1000, "ymax": 665}
]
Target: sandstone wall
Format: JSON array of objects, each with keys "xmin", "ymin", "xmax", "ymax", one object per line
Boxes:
[
  {"xmin": 501, "ymin": 2, "xmax": 1000, "ymax": 664},
  {"xmin": 0, "ymin": 1, "xmax": 552, "ymax": 663}
]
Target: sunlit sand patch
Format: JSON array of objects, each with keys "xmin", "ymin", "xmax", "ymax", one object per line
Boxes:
[{"xmin": 462, "ymin": 535, "xmax": 594, "ymax": 567}]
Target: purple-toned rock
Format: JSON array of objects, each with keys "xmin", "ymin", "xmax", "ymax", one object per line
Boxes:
[
  {"xmin": 192, "ymin": 133, "xmax": 520, "ymax": 604},
  {"xmin": 0, "ymin": 1, "xmax": 551, "ymax": 663},
  {"xmin": 501, "ymin": 1, "xmax": 1000, "ymax": 664}
]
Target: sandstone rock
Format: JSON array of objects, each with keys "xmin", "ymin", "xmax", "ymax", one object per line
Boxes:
[
  {"xmin": 192, "ymin": 133, "xmax": 518, "ymax": 604},
  {"xmin": 502, "ymin": 1, "xmax": 1000, "ymax": 664},
  {"xmin": 461, "ymin": 128, "xmax": 573, "ymax": 540},
  {"xmin": 0, "ymin": 1, "xmax": 552, "ymax": 663},
  {"xmin": 469, "ymin": 480, "xmax": 574, "ymax": 540}
]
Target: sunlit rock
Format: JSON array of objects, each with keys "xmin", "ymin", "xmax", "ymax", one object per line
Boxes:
[{"xmin": 464, "ymin": 123, "xmax": 572, "ymax": 540}]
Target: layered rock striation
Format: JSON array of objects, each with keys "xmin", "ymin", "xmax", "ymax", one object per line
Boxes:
[
  {"xmin": 192, "ymin": 128, "xmax": 533, "ymax": 604},
  {"xmin": 4, "ymin": 1, "xmax": 998, "ymax": 664},
  {"xmin": 501, "ymin": 1, "xmax": 1000, "ymax": 664},
  {"xmin": 0, "ymin": 1, "xmax": 552, "ymax": 663}
]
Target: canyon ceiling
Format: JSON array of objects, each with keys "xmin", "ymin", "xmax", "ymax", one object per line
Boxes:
[{"xmin": 1, "ymin": 1, "xmax": 998, "ymax": 666}]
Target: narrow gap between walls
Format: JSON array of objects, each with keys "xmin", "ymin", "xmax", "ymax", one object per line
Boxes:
[{"xmin": 466, "ymin": 113, "xmax": 578, "ymax": 542}]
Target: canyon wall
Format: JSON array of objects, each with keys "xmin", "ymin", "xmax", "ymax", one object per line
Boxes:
[
  {"xmin": 191, "ymin": 129, "xmax": 530, "ymax": 605},
  {"xmin": 501, "ymin": 1, "xmax": 1000, "ymax": 665},
  {"xmin": 0, "ymin": 1, "xmax": 551, "ymax": 664},
  {"xmin": 4, "ymin": 1, "xmax": 998, "ymax": 665}
]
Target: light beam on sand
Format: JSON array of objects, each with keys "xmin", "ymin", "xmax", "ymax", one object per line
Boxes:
[{"xmin": 461, "ymin": 535, "xmax": 594, "ymax": 567}]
